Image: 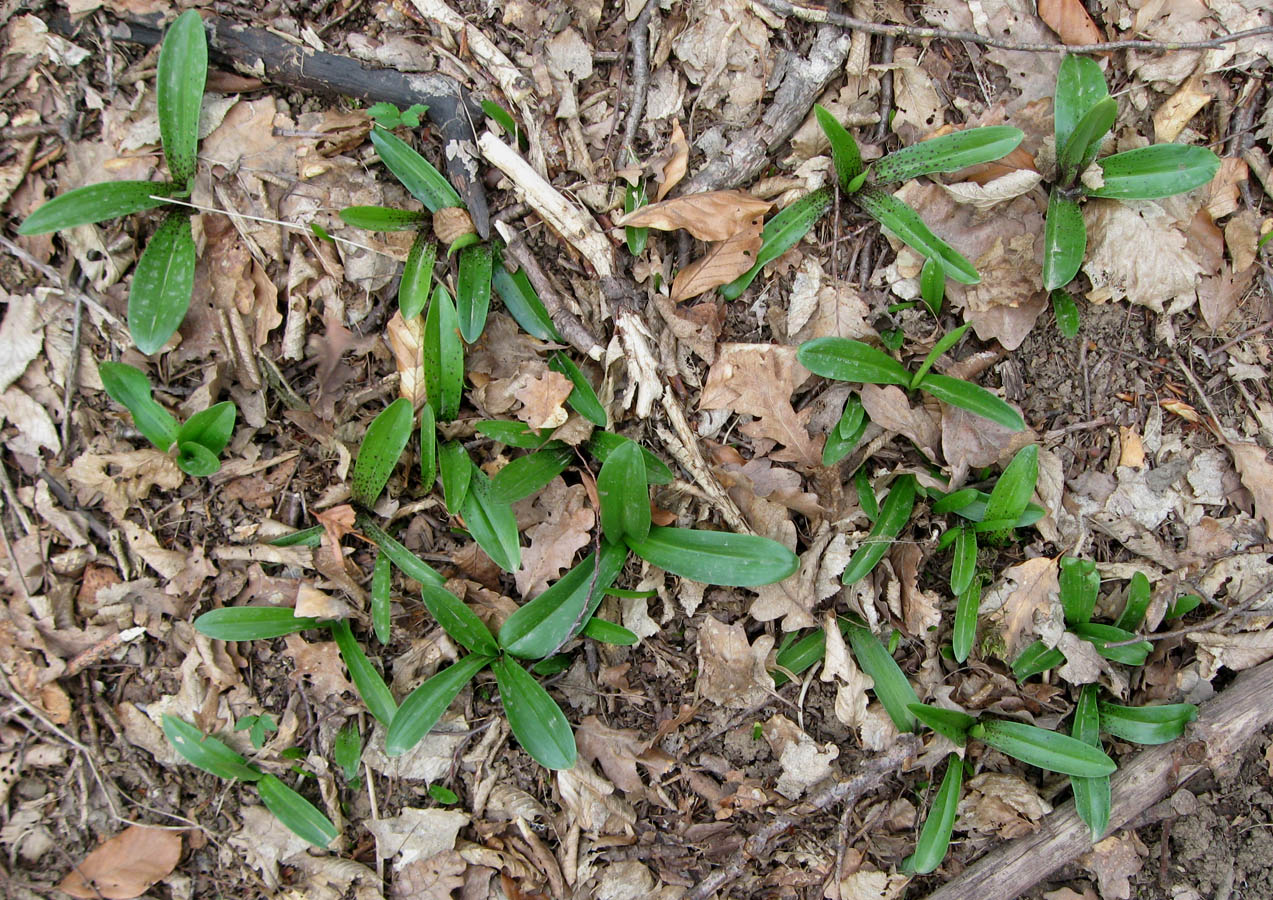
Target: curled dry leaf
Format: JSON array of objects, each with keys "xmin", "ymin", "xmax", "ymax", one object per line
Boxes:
[
  {"xmin": 1037, "ymin": 0, "xmax": 1102, "ymax": 45},
  {"xmin": 656, "ymin": 119, "xmax": 689, "ymax": 201},
  {"xmin": 432, "ymin": 206, "xmax": 475, "ymax": 245},
  {"xmin": 670, "ymin": 215, "xmax": 764, "ymax": 302},
  {"xmin": 1225, "ymin": 440, "xmax": 1273, "ymax": 538},
  {"xmin": 1083, "ymin": 200, "xmax": 1207, "ymax": 313},
  {"xmin": 514, "ymin": 369, "xmax": 573, "ymax": 430},
  {"xmin": 614, "ymin": 189, "xmax": 772, "ymax": 242},
  {"xmin": 696, "ymin": 616, "xmax": 775, "ymax": 708},
  {"xmin": 1079, "ymin": 832, "xmax": 1145, "ymax": 900},
  {"xmin": 58, "ymin": 825, "xmax": 182, "ymax": 900},
  {"xmin": 386, "ymin": 310, "xmax": 426, "ymax": 407},
  {"xmin": 957, "ymin": 772, "xmax": 1052, "ymax": 839},
  {"xmin": 1153, "ymin": 75, "xmax": 1214, "ymax": 143}
]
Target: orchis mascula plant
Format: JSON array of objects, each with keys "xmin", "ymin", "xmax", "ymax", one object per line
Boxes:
[{"xmin": 20, "ymin": 11, "xmax": 207, "ymax": 354}]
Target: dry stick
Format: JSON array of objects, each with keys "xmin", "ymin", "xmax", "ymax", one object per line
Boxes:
[
  {"xmin": 495, "ymin": 226, "xmax": 605, "ymax": 360},
  {"xmin": 621, "ymin": 0, "xmax": 661, "ymax": 157},
  {"xmin": 754, "ymin": 0, "xmax": 1273, "ymax": 54},
  {"xmin": 59, "ymin": 294, "xmax": 83, "ymax": 465},
  {"xmin": 923, "ymin": 657, "xmax": 1273, "ymax": 900},
  {"xmin": 687, "ymin": 735, "xmax": 920, "ymax": 900}
]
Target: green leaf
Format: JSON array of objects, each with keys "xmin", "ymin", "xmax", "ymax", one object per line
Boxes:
[
  {"xmin": 854, "ymin": 467, "xmax": 879, "ymax": 521},
  {"xmin": 581, "ymin": 617, "xmax": 638, "ymax": 645},
  {"xmin": 814, "ymin": 104, "xmax": 864, "ymax": 189},
  {"xmin": 719, "ymin": 188, "xmax": 832, "ymax": 299},
  {"xmin": 371, "ymin": 549, "xmax": 392, "ymax": 644},
  {"xmin": 490, "ymin": 446, "xmax": 574, "ymax": 504},
  {"xmin": 1087, "ymin": 144, "xmax": 1221, "ymax": 200},
  {"xmin": 156, "ymin": 10, "xmax": 206, "ymax": 186},
  {"xmin": 983, "ymin": 445, "xmax": 1038, "ymax": 525},
  {"xmin": 370, "ymin": 127, "xmax": 463, "ymax": 211},
  {"xmin": 1071, "ymin": 683, "xmax": 1110, "ymax": 841},
  {"xmin": 269, "ymin": 525, "xmax": 323, "ymax": 548},
  {"xmin": 798, "ymin": 338, "xmax": 913, "ymax": 386},
  {"xmin": 918, "ymin": 373, "xmax": 1024, "ymax": 431},
  {"xmin": 586, "ymin": 432, "xmax": 674, "ymax": 484},
  {"xmin": 1166, "ymin": 594, "xmax": 1202, "ymax": 620},
  {"xmin": 459, "ymin": 464, "xmax": 521, "ymax": 572},
  {"xmin": 854, "ymin": 187, "xmax": 980, "ymax": 284},
  {"xmin": 176, "ymin": 442, "xmax": 221, "ymax": 476},
  {"xmin": 492, "ymin": 655, "xmax": 577, "ymax": 769},
  {"xmin": 950, "ymin": 526, "xmax": 977, "ymax": 597},
  {"xmin": 419, "ymin": 403, "xmax": 437, "ymax": 489},
  {"xmin": 420, "ymin": 583, "xmax": 499, "ymax": 656},
  {"xmin": 597, "ymin": 437, "xmax": 650, "ymax": 544},
  {"xmin": 399, "ymin": 234, "xmax": 437, "ymax": 320},
  {"xmin": 330, "ymin": 620, "xmax": 397, "ymax": 725},
  {"xmin": 1071, "ymin": 622, "xmax": 1152, "ymax": 665},
  {"xmin": 908, "ymin": 703, "xmax": 975, "ymax": 745},
  {"xmin": 872, "ymin": 127, "xmax": 1024, "ymax": 184},
  {"xmin": 1054, "ymin": 55, "xmax": 1109, "ymax": 166},
  {"xmin": 549, "ymin": 352, "xmax": 606, "ymax": 427},
  {"xmin": 456, "ymin": 243, "xmax": 493, "ymax": 342},
  {"xmin": 129, "ymin": 212, "xmax": 196, "ymax": 354},
  {"xmin": 1043, "ymin": 187, "xmax": 1086, "ymax": 291},
  {"xmin": 1052, "ymin": 289, "xmax": 1081, "ymax": 338},
  {"xmin": 492, "ymin": 257, "xmax": 561, "ymax": 342},
  {"xmin": 351, "ymin": 398, "xmax": 413, "ymax": 508},
  {"xmin": 625, "ymin": 180, "xmax": 650, "ymax": 255},
  {"xmin": 904, "ymin": 754, "xmax": 963, "ymax": 875},
  {"xmin": 842, "ymin": 476, "xmax": 916, "ymax": 585},
  {"xmin": 18, "ymin": 181, "xmax": 176, "ymax": 235},
  {"xmin": 626, "ymin": 527, "xmax": 798, "ymax": 587},
  {"xmin": 334, "ymin": 720, "xmax": 362, "ymax": 781},
  {"xmin": 911, "ymin": 323, "xmax": 969, "ymax": 390},
  {"xmin": 357, "ymin": 514, "xmax": 446, "ymax": 588},
  {"xmin": 424, "ymin": 285, "xmax": 464, "ymax": 421},
  {"xmin": 932, "ymin": 488, "xmax": 979, "ymax": 515},
  {"xmin": 257, "ymin": 773, "xmax": 339, "ymax": 848},
  {"xmin": 194, "ymin": 606, "xmax": 322, "ymax": 641},
  {"xmin": 162, "ymin": 715, "xmax": 261, "ymax": 782},
  {"xmin": 481, "ymin": 100, "xmax": 524, "ymax": 148},
  {"xmin": 499, "ymin": 541, "xmax": 629, "ymax": 659},
  {"xmin": 1012, "ymin": 640, "xmax": 1065, "ymax": 680},
  {"xmin": 429, "ymin": 783, "xmax": 459, "ymax": 804},
  {"xmin": 823, "ymin": 395, "xmax": 869, "ymax": 466},
  {"xmin": 970, "ymin": 719, "xmax": 1116, "ymax": 777},
  {"xmin": 920, "ymin": 255, "xmax": 945, "ymax": 316},
  {"xmin": 1097, "ymin": 701, "xmax": 1197, "ymax": 745},
  {"xmin": 176, "ymin": 401, "xmax": 236, "ymax": 455},
  {"xmin": 1060, "ymin": 556, "xmax": 1099, "ymax": 626},
  {"xmin": 339, "ymin": 205, "xmax": 429, "ymax": 231},
  {"xmin": 477, "ymin": 419, "xmax": 558, "ymax": 449},
  {"xmin": 98, "ymin": 361, "xmax": 179, "ymax": 450},
  {"xmin": 845, "ymin": 621, "xmax": 919, "ymax": 732},
  {"xmin": 952, "ymin": 577, "xmax": 981, "ymax": 664},
  {"xmin": 366, "ymin": 102, "xmax": 402, "ymax": 127},
  {"xmin": 772, "ymin": 627, "xmax": 828, "ymax": 687},
  {"xmin": 447, "ymin": 233, "xmax": 480, "ymax": 256},
  {"xmin": 940, "ymin": 490, "xmax": 1044, "ymax": 528},
  {"xmin": 385, "ymin": 654, "xmax": 491, "ymax": 756},
  {"xmin": 1058, "ymin": 96, "xmax": 1117, "ymax": 184}
]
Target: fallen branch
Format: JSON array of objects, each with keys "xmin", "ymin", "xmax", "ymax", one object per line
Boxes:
[{"xmin": 923, "ymin": 657, "xmax": 1273, "ymax": 900}]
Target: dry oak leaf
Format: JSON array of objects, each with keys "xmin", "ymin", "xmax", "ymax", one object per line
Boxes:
[
  {"xmin": 859, "ymin": 383, "xmax": 941, "ymax": 462},
  {"xmin": 66, "ymin": 449, "xmax": 184, "ymax": 521},
  {"xmin": 282, "ymin": 633, "xmax": 356, "ymax": 702},
  {"xmin": 984, "ymin": 556, "xmax": 1060, "ymax": 659},
  {"xmin": 58, "ymin": 825, "xmax": 181, "ymax": 899},
  {"xmin": 696, "ymin": 616, "xmax": 775, "ymax": 708},
  {"xmin": 1038, "ymin": 0, "xmax": 1103, "ymax": 45},
  {"xmin": 670, "ymin": 215, "xmax": 764, "ymax": 302},
  {"xmin": 576, "ymin": 715, "xmax": 646, "ymax": 793},
  {"xmin": 514, "ymin": 480, "xmax": 594, "ymax": 599},
  {"xmin": 1225, "ymin": 440, "xmax": 1273, "ymax": 538},
  {"xmin": 615, "ymin": 189, "xmax": 772, "ymax": 241},
  {"xmin": 514, "ymin": 369, "xmax": 573, "ymax": 430},
  {"xmin": 656, "ymin": 119, "xmax": 690, "ymax": 201}
]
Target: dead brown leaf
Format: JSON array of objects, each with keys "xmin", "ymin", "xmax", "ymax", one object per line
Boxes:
[
  {"xmin": 696, "ymin": 616, "xmax": 775, "ymax": 708},
  {"xmin": 655, "ymin": 119, "xmax": 689, "ymax": 201},
  {"xmin": 315, "ymin": 503, "xmax": 356, "ymax": 570},
  {"xmin": 1206, "ymin": 156, "xmax": 1248, "ymax": 222},
  {"xmin": 942, "ymin": 404, "xmax": 1028, "ymax": 470},
  {"xmin": 282, "ymin": 633, "xmax": 356, "ymax": 702},
  {"xmin": 615, "ymin": 189, "xmax": 772, "ymax": 241},
  {"xmin": 957, "ymin": 773, "xmax": 1051, "ymax": 839},
  {"xmin": 391, "ymin": 851, "xmax": 466, "ymax": 900},
  {"xmin": 1154, "ymin": 75, "xmax": 1214, "ymax": 143},
  {"xmin": 514, "ymin": 370, "xmax": 573, "ymax": 430},
  {"xmin": 576, "ymin": 715, "xmax": 646, "ymax": 793},
  {"xmin": 58, "ymin": 825, "xmax": 181, "ymax": 899},
  {"xmin": 514, "ymin": 480, "xmax": 594, "ymax": 598},
  {"xmin": 1083, "ymin": 200, "xmax": 1206, "ymax": 312},
  {"xmin": 986, "ymin": 557, "xmax": 1060, "ymax": 658},
  {"xmin": 1080, "ymin": 833, "xmax": 1144, "ymax": 900},
  {"xmin": 66, "ymin": 449, "xmax": 184, "ymax": 522},
  {"xmin": 670, "ymin": 216, "xmax": 764, "ymax": 302},
  {"xmin": 1038, "ymin": 0, "xmax": 1102, "ymax": 44},
  {"xmin": 859, "ymin": 384, "xmax": 941, "ymax": 461},
  {"xmin": 1226, "ymin": 440, "xmax": 1273, "ymax": 538},
  {"xmin": 387, "ymin": 310, "xmax": 426, "ymax": 407}
]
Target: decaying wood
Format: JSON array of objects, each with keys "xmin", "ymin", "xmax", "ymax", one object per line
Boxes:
[{"xmin": 924, "ymin": 657, "xmax": 1273, "ymax": 900}]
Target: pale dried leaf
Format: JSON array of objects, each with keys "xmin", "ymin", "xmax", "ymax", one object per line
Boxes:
[
  {"xmin": 282, "ymin": 634, "xmax": 356, "ymax": 702},
  {"xmin": 670, "ymin": 216, "xmax": 763, "ymax": 302},
  {"xmin": 1190, "ymin": 629, "xmax": 1273, "ymax": 680},
  {"xmin": 1080, "ymin": 833, "xmax": 1144, "ymax": 900},
  {"xmin": 822, "ymin": 613, "xmax": 874, "ymax": 729},
  {"xmin": 696, "ymin": 616, "xmax": 775, "ymax": 708},
  {"xmin": 391, "ymin": 849, "xmax": 465, "ymax": 900},
  {"xmin": 615, "ymin": 189, "xmax": 772, "ymax": 241},
  {"xmin": 1083, "ymin": 200, "xmax": 1205, "ymax": 313},
  {"xmin": 1226, "ymin": 441, "xmax": 1273, "ymax": 538},
  {"xmin": 57, "ymin": 826, "xmax": 181, "ymax": 900},
  {"xmin": 893, "ymin": 542, "xmax": 942, "ymax": 634},
  {"xmin": 295, "ymin": 583, "xmax": 350, "ymax": 619},
  {"xmin": 1153, "ymin": 75, "xmax": 1214, "ymax": 143},
  {"xmin": 514, "ymin": 370, "xmax": 573, "ymax": 430},
  {"xmin": 387, "ymin": 310, "xmax": 427, "ymax": 407},
  {"xmin": 556, "ymin": 762, "xmax": 636, "ymax": 834},
  {"xmin": 66, "ymin": 449, "xmax": 184, "ymax": 521},
  {"xmin": 1038, "ymin": 0, "xmax": 1103, "ymax": 45},
  {"xmin": 432, "ymin": 207, "xmax": 475, "ymax": 245},
  {"xmin": 0, "ymin": 386, "xmax": 59, "ymax": 456},
  {"xmin": 887, "ymin": 49, "xmax": 943, "ymax": 136},
  {"xmin": 958, "ymin": 772, "xmax": 1052, "ymax": 838},
  {"xmin": 938, "ymin": 168, "xmax": 1043, "ymax": 210},
  {"xmin": 576, "ymin": 715, "xmax": 645, "ymax": 793},
  {"xmin": 366, "ymin": 808, "xmax": 469, "ymax": 869},
  {"xmin": 514, "ymin": 480, "xmax": 594, "ymax": 598},
  {"xmin": 1206, "ymin": 156, "xmax": 1247, "ymax": 222},
  {"xmin": 859, "ymin": 384, "xmax": 940, "ymax": 461},
  {"xmin": 656, "ymin": 120, "xmax": 689, "ymax": 201},
  {"xmin": 984, "ymin": 557, "xmax": 1060, "ymax": 658},
  {"xmin": 0, "ymin": 294, "xmax": 43, "ymax": 393},
  {"xmin": 832, "ymin": 868, "xmax": 910, "ymax": 900},
  {"xmin": 942, "ymin": 404, "xmax": 1026, "ymax": 469}
]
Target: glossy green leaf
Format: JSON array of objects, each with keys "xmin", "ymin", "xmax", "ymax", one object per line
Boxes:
[
  {"xmin": 846, "ymin": 621, "xmax": 919, "ymax": 732},
  {"xmin": 492, "ymin": 258, "xmax": 560, "ymax": 342},
  {"xmin": 920, "ymin": 255, "xmax": 944, "ymax": 316},
  {"xmin": 1166, "ymin": 594, "xmax": 1202, "ymax": 620},
  {"xmin": 334, "ymin": 719, "xmax": 362, "ymax": 781},
  {"xmin": 772, "ymin": 627, "xmax": 828, "ymax": 687},
  {"xmin": 385, "ymin": 653, "xmax": 491, "ymax": 756},
  {"xmin": 1097, "ymin": 701, "xmax": 1197, "ymax": 745},
  {"xmin": 490, "ymin": 446, "xmax": 574, "ymax": 504},
  {"xmin": 823, "ymin": 395, "xmax": 868, "ymax": 466},
  {"xmin": 492, "ymin": 655, "xmax": 576, "ymax": 769},
  {"xmin": 932, "ymin": 488, "xmax": 978, "ymax": 516},
  {"xmin": 447, "ymin": 233, "xmax": 480, "ymax": 256},
  {"xmin": 1054, "ymin": 55, "xmax": 1109, "ymax": 165},
  {"xmin": 499, "ymin": 541, "xmax": 629, "ymax": 658},
  {"xmin": 1059, "ymin": 97, "xmax": 1117, "ymax": 184},
  {"xmin": 371, "ymin": 549, "xmax": 392, "ymax": 644},
  {"xmin": 194, "ymin": 606, "xmax": 322, "ymax": 641},
  {"xmin": 549, "ymin": 352, "xmax": 606, "ymax": 427},
  {"xmin": 1052, "ymin": 289, "xmax": 1081, "ymax": 338},
  {"xmin": 626, "ymin": 526, "xmax": 798, "ymax": 587},
  {"xmin": 357, "ymin": 514, "xmax": 446, "ymax": 588},
  {"xmin": 855, "ymin": 187, "xmax": 980, "ymax": 284},
  {"xmin": 156, "ymin": 10, "xmax": 206, "ymax": 186},
  {"xmin": 18, "ymin": 181, "xmax": 176, "ymax": 235},
  {"xmin": 597, "ymin": 437, "xmax": 650, "ymax": 544},
  {"xmin": 983, "ymin": 445, "xmax": 1038, "ymax": 526},
  {"xmin": 1012, "ymin": 640, "xmax": 1065, "ymax": 680},
  {"xmin": 720, "ymin": 187, "xmax": 832, "ymax": 299},
  {"xmin": 1087, "ymin": 145, "xmax": 1221, "ymax": 200},
  {"xmin": 855, "ymin": 468, "xmax": 879, "ymax": 521},
  {"xmin": 98, "ymin": 361, "xmax": 179, "ymax": 451},
  {"xmin": 424, "ymin": 285, "xmax": 464, "ymax": 420},
  {"xmin": 269, "ymin": 525, "xmax": 323, "ymax": 548},
  {"xmin": 1060, "ymin": 556, "xmax": 1099, "ymax": 626},
  {"xmin": 399, "ymin": 233, "xmax": 437, "ymax": 320},
  {"xmin": 970, "ymin": 719, "xmax": 1116, "ymax": 777},
  {"xmin": 951, "ymin": 526, "xmax": 977, "ymax": 597},
  {"xmin": 257, "ymin": 773, "xmax": 339, "ymax": 848},
  {"xmin": 625, "ymin": 180, "xmax": 649, "ymax": 255},
  {"xmin": 481, "ymin": 99, "xmax": 523, "ymax": 147},
  {"xmin": 176, "ymin": 441, "xmax": 221, "ymax": 476},
  {"xmin": 911, "ymin": 323, "xmax": 969, "ymax": 390},
  {"xmin": 370, "ymin": 127, "xmax": 462, "ymax": 211},
  {"xmin": 815, "ymin": 104, "xmax": 864, "ymax": 189},
  {"xmin": 419, "ymin": 403, "xmax": 436, "ymax": 489},
  {"xmin": 456, "ymin": 243, "xmax": 493, "ymax": 342},
  {"xmin": 587, "ymin": 431, "xmax": 674, "ymax": 484},
  {"xmin": 176, "ymin": 401, "xmax": 236, "ymax": 455},
  {"xmin": 1043, "ymin": 187, "xmax": 1086, "ymax": 291},
  {"xmin": 330, "ymin": 620, "xmax": 396, "ymax": 725},
  {"xmin": 908, "ymin": 703, "xmax": 975, "ymax": 745},
  {"xmin": 351, "ymin": 398, "xmax": 413, "ymax": 508},
  {"xmin": 842, "ymin": 475, "xmax": 915, "ymax": 585},
  {"xmin": 1071, "ymin": 622, "xmax": 1152, "ymax": 665},
  {"xmin": 1071, "ymin": 683, "xmax": 1110, "ymax": 841},
  {"xmin": 918, "ymin": 373, "xmax": 1024, "ymax": 431},
  {"xmin": 941, "ymin": 491, "xmax": 1044, "ymax": 528},
  {"xmin": 129, "ymin": 212, "xmax": 196, "ymax": 354},
  {"xmin": 798, "ymin": 338, "xmax": 913, "ymax": 387},
  {"xmin": 1115, "ymin": 571, "xmax": 1153, "ymax": 631},
  {"xmin": 952, "ymin": 577, "xmax": 981, "ymax": 664},
  {"xmin": 421, "ymin": 583, "xmax": 499, "ymax": 656},
  {"xmin": 162, "ymin": 715, "xmax": 261, "ymax": 782},
  {"xmin": 581, "ymin": 616, "xmax": 638, "ymax": 645},
  {"xmin": 904, "ymin": 753, "xmax": 963, "ymax": 875},
  {"xmin": 477, "ymin": 419, "xmax": 557, "ymax": 449},
  {"xmin": 459, "ymin": 464, "xmax": 521, "ymax": 572},
  {"xmin": 340, "ymin": 205, "xmax": 428, "ymax": 231},
  {"xmin": 872, "ymin": 127, "xmax": 1024, "ymax": 184}
]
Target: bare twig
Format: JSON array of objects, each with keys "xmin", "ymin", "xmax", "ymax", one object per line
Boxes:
[
  {"xmin": 1103, "ymin": 576, "xmax": 1273, "ymax": 648},
  {"xmin": 755, "ymin": 0, "xmax": 1273, "ymax": 54},
  {"xmin": 871, "ymin": 35, "xmax": 895, "ymax": 144},
  {"xmin": 58, "ymin": 293, "xmax": 84, "ymax": 464},
  {"xmin": 621, "ymin": 0, "xmax": 661, "ymax": 156},
  {"xmin": 0, "ymin": 235, "xmax": 125, "ymax": 331},
  {"xmin": 495, "ymin": 225, "xmax": 604, "ymax": 360}
]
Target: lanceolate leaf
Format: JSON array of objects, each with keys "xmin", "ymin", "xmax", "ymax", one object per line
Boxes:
[
  {"xmin": 490, "ymin": 445, "xmax": 574, "ymax": 504},
  {"xmin": 970, "ymin": 719, "xmax": 1117, "ymax": 777},
  {"xmin": 129, "ymin": 212, "xmax": 196, "ymax": 354},
  {"xmin": 1087, "ymin": 144, "xmax": 1221, "ymax": 200},
  {"xmin": 419, "ymin": 403, "xmax": 437, "ymax": 489},
  {"xmin": 581, "ymin": 617, "xmax": 638, "ymax": 645},
  {"xmin": 549, "ymin": 352, "xmax": 606, "ymax": 427},
  {"xmin": 456, "ymin": 243, "xmax": 493, "ymax": 342},
  {"xmin": 439, "ymin": 441, "xmax": 472, "ymax": 514},
  {"xmin": 920, "ymin": 255, "xmax": 945, "ymax": 316},
  {"xmin": 256, "ymin": 774, "xmax": 340, "ymax": 848},
  {"xmin": 854, "ymin": 187, "xmax": 980, "ymax": 284},
  {"xmin": 908, "ymin": 703, "xmax": 975, "ymax": 745},
  {"xmin": 492, "ymin": 257, "xmax": 561, "ymax": 342},
  {"xmin": 951, "ymin": 526, "xmax": 977, "ymax": 597},
  {"xmin": 597, "ymin": 437, "xmax": 650, "ymax": 544},
  {"xmin": 905, "ymin": 754, "xmax": 964, "ymax": 875},
  {"xmin": 370, "ymin": 127, "xmax": 463, "ymax": 211},
  {"xmin": 983, "ymin": 444, "xmax": 1038, "ymax": 525},
  {"xmin": 351, "ymin": 398, "xmax": 414, "ymax": 508},
  {"xmin": 1052, "ymin": 289, "xmax": 1081, "ymax": 338},
  {"xmin": 420, "ymin": 583, "xmax": 499, "ymax": 656},
  {"xmin": 194, "ymin": 606, "xmax": 322, "ymax": 641},
  {"xmin": 586, "ymin": 431, "xmax": 674, "ymax": 484},
  {"xmin": 719, "ymin": 188, "xmax": 832, "ymax": 299},
  {"xmin": 1071, "ymin": 622, "xmax": 1151, "ymax": 665},
  {"xmin": 1059, "ymin": 556, "xmax": 1099, "ymax": 626},
  {"xmin": 1055, "ymin": 55, "xmax": 1109, "ymax": 163},
  {"xmin": 98, "ymin": 361, "xmax": 179, "ymax": 451},
  {"xmin": 176, "ymin": 442, "xmax": 221, "ymax": 476},
  {"xmin": 371, "ymin": 549, "xmax": 392, "ymax": 644},
  {"xmin": 162, "ymin": 715, "xmax": 261, "ymax": 782},
  {"xmin": 798, "ymin": 338, "xmax": 913, "ymax": 387},
  {"xmin": 339, "ymin": 205, "xmax": 429, "ymax": 231},
  {"xmin": 918, "ymin": 373, "xmax": 1025, "ymax": 431},
  {"xmin": 1012, "ymin": 640, "xmax": 1065, "ymax": 680},
  {"xmin": 912, "ymin": 323, "xmax": 969, "ymax": 390},
  {"xmin": 625, "ymin": 527, "xmax": 798, "ymax": 587},
  {"xmin": 492, "ymin": 655, "xmax": 577, "ymax": 770},
  {"xmin": 357, "ymin": 514, "xmax": 446, "ymax": 588},
  {"xmin": 459, "ymin": 464, "xmax": 521, "ymax": 573},
  {"xmin": 1058, "ymin": 97, "xmax": 1118, "ymax": 184},
  {"xmin": 823, "ymin": 395, "xmax": 869, "ymax": 466},
  {"xmin": 814, "ymin": 104, "xmax": 864, "ymax": 189},
  {"xmin": 1098, "ymin": 701, "xmax": 1198, "ymax": 745},
  {"xmin": 18, "ymin": 181, "xmax": 177, "ymax": 235},
  {"xmin": 385, "ymin": 653, "xmax": 491, "ymax": 756},
  {"xmin": 952, "ymin": 577, "xmax": 981, "ymax": 664},
  {"xmin": 1114, "ymin": 571, "xmax": 1152, "ymax": 631},
  {"xmin": 399, "ymin": 233, "xmax": 437, "ymax": 320},
  {"xmin": 156, "ymin": 9, "xmax": 207, "ymax": 186},
  {"xmin": 1071, "ymin": 683, "xmax": 1110, "ymax": 840},
  {"xmin": 1043, "ymin": 187, "xmax": 1086, "ymax": 291},
  {"xmin": 871, "ymin": 127, "xmax": 1024, "ymax": 184},
  {"xmin": 329, "ymin": 620, "xmax": 397, "ymax": 725},
  {"xmin": 842, "ymin": 475, "xmax": 916, "ymax": 585},
  {"xmin": 424, "ymin": 285, "xmax": 464, "ymax": 421},
  {"xmin": 176, "ymin": 401, "xmax": 236, "ymax": 455},
  {"xmin": 845, "ymin": 622, "xmax": 919, "ymax": 732}
]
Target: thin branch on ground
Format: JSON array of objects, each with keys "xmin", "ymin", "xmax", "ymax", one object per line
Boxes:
[
  {"xmin": 495, "ymin": 225, "xmax": 605, "ymax": 359},
  {"xmin": 622, "ymin": 0, "xmax": 661, "ymax": 158}
]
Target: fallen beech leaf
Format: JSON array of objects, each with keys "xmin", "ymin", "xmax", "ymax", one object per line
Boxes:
[
  {"xmin": 656, "ymin": 119, "xmax": 689, "ymax": 201},
  {"xmin": 1197, "ymin": 263, "xmax": 1255, "ymax": 331},
  {"xmin": 938, "ymin": 168, "xmax": 1043, "ymax": 210},
  {"xmin": 1153, "ymin": 74, "xmax": 1214, "ymax": 143},
  {"xmin": 670, "ymin": 216, "xmax": 763, "ymax": 302},
  {"xmin": 514, "ymin": 370, "xmax": 573, "ymax": 430},
  {"xmin": 58, "ymin": 825, "xmax": 182, "ymax": 899},
  {"xmin": 0, "ymin": 293, "xmax": 43, "ymax": 393},
  {"xmin": 1225, "ymin": 441, "xmax": 1273, "ymax": 538},
  {"xmin": 1038, "ymin": 0, "xmax": 1102, "ymax": 45},
  {"xmin": 615, "ymin": 189, "xmax": 772, "ymax": 241},
  {"xmin": 696, "ymin": 616, "xmax": 775, "ymax": 708}
]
